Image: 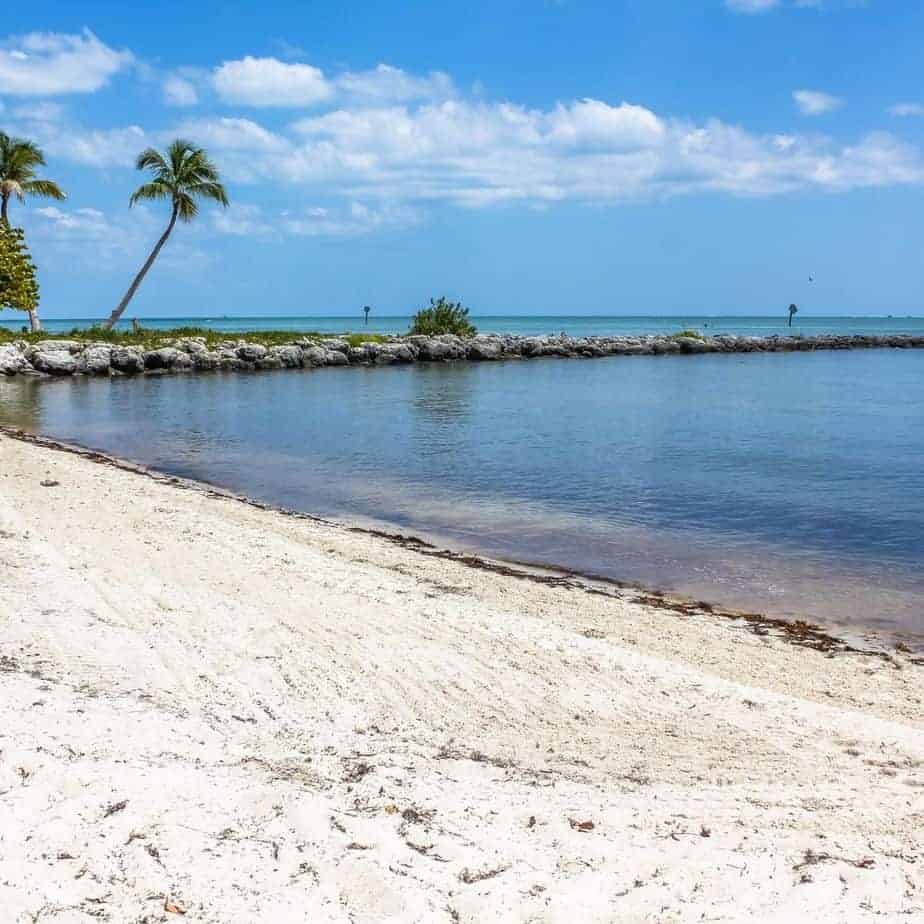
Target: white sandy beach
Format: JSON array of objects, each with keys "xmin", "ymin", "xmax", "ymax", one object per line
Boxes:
[{"xmin": 1, "ymin": 431, "xmax": 922, "ymax": 923}]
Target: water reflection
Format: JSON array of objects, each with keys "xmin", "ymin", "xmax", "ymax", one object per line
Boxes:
[{"xmin": 2, "ymin": 349, "xmax": 923, "ymax": 642}]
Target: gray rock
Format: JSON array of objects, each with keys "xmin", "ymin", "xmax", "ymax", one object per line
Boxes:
[
  {"xmin": 520, "ymin": 337, "xmax": 547, "ymax": 358},
  {"xmin": 76, "ymin": 346, "xmax": 112, "ymax": 375},
  {"xmin": 144, "ymin": 347, "xmax": 182, "ymax": 370},
  {"xmin": 324, "ymin": 349, "xmax": 349, "ymax": 366},
  {"xmin": 416, "ymin": 338, "xmax": 465, "ymax": 361},
  {"xmin": 172, "ymin": 350, "xmax": 194, "ymax": 371},
  {"xmin": 175, "ymin": 338, "xmax": 208, "ymax": 354},
  {"xmin": 348, "ymin": 346, "xmax": 372, "ymax": 364},
  {"xmin": 0, "ymin": 344, "xmax": 29, "ymax": 375},
  {"xmin": 377, "ymin": 343, "xmax": 415, "ymax": 363},
  {"xmin": 237, "ymin": 343, "xmax": 267, "ymax": 362},
  {"xmin": 318, "ymin": 338, "xmax": 350, "ymax": 354},
  {"xmin": 674, "ymin": 337, "xmax": 709, "ymax": 354},
  {"xmin": 110, "ymin": 346, "xmax": 146, "ymax": 374},
  {"xmin": 30, "ymin": 339, "xmax": 82, "ymax": 354},
  {"xmin": 467, "ymin": 338, "xmax": 502, "ymax": 360},
  {"xmin": 256, "ymin": 355, "xmax": 284, "ymax": 370},
  {"xmin": 301, "ymin": 347, "xmax": 329, "ymax": 367},
  {"xmin": 32, "ymin": 350, "xmax": 77, "ymax": 375},
  {"xmin": 218, "ymin": 350, "xmax": 246, "ymax": 371},
  {"xmin": 193, "ymin": 351, "xmax": 221, "ymax": 371},
  {"xmin": 269, "ymin": 345, "xmax": 303, "ymax": 368}
]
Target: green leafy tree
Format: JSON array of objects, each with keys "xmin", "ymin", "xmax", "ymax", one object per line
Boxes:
[
  {"xmin": 104, "ymin": 139, "xmax": 229, "ymax": 330},
  {"xmin": 0, "ymin": 223, "xmax": 40, "ymax": 331},
  {"xmin": 0, "ymin": 132, "xmax": 66, "ymax": 224},
  {"xmin": 410, "ymin": 297, "xmax": 477, "ymax": 337}
]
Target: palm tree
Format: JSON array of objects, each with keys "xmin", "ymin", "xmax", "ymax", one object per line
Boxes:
[
  {"xmin": 103, "ymin": 139, "xmax": 228, "ymax": 330},
  {"xmin": 0, "ymin": 132, "xmax": 66, "ymax": 225},
  {"xmin": 0, "ymin": 133, "xmax": 65, "ymax": 332}
]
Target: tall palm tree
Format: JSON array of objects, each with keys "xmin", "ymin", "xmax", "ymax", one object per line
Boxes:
[
  {"xmin": 104, "ymin": 139, "xmax": 228, "ymax": 330},
  {"xmin": 0, "ymin": 132, "xmax": 66, "ymax": 225}
]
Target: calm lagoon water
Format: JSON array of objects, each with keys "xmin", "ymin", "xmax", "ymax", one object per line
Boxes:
[{"xmin": 2, "ymin": 348, "xmax": 922, "ymax": 642}]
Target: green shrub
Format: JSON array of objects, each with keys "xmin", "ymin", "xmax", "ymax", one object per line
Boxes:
[
  {"xmin": 670, "ymin": 329, "xmax": 705, "ymax": 340},
  {"xmin": 0, "ymin": 224, "xmax": 39, "ymax": 316},
  {"xmin": 409, "ymin": 297, "xmax": 476, "ymax": 337}
]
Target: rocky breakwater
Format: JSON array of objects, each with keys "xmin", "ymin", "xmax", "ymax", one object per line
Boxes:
[{"xmin": 1, "ymin": 332, "xmax": 923, "ymax": 379}]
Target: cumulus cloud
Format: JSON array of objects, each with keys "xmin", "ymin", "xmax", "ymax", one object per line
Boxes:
[
  {"xmin": 163, "ymin": 74, "xmax": 198, "ymax": 106},
  {"xmin": 166, "ymin": 97, "xmax": 922, "ymax": 210},
  {"xmin": 212, "ymin": 56, "xmax": 332, "ymax": 107},
  {"xmin": 58, "ymin": 125, "xmax": 147, "ymax": 167},
  {"xmin": 336, "ymin": 64, "xmax": 455, "ymax": 102},
  {"xmin": 793, "ymin": 89, "xmax": 843, "ymax": 115},
  {"xmin": 8, "ymin": 43, "xmax": 921, "ymax": 237},
  {"xmin": 174, "ymin": 117, "xmax": 288, "ymax": 153},
  {"xmin": 0, "ymin": 29, "xmax": 132, "ymax": 96}
]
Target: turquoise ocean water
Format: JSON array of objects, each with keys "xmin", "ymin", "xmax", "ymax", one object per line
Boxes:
[{"xmin": 3, "ymin": 314, "xmax": 924, "ymax": 337}]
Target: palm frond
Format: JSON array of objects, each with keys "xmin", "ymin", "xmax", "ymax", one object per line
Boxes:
[
  {"xmin": 0, "ymin": 135, "xmax": 49, "ymax": 184},
  {"xmin": 175, "ymin": 193, "xmax": 199, "ymax": 222},
  {"xmin": 136, "ymin": 147, "xmax": 169, "ymax": 174},
  {"xmin": 185, "ymin": 181, "xmax": 229, "ymax": 207},
  {"xmin": 129, "ymin": 182, "xmax": 172, "ymax": 207},
  {"xmin": 21, "ymin": 179, "xmax": 66, "ymax": 201}
]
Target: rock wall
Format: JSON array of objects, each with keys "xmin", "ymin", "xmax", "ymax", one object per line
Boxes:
[{"xmin": 1, "ymin": 332, "xmax": 923, "ymax": 379}]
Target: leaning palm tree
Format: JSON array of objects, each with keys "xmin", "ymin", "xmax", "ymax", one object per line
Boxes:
[
  {"xmin": 103, "ymin": 139, "xmax": 228, "ymax": 330},
  {"xmin": 0, "ymin": 132, "xmax": 66, "ymax": 225}
]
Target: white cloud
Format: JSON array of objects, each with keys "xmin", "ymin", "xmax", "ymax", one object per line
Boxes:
[
  {"xmin": 8, "ymin": 48, "xmax": 920, "ymax": 234},
  {"xmin": 281, "ymin": 201, "xmax": 421, "ymax": 237},
  {"xmin": 175, "ymin": 117, "xmax": 288, "ymax": 152},
  {"xmin": 0, "ymin": 29, "xmax": 132, "ymax": 96},
  {"xmin": 11, "ymin": 100, "xmax": 65, "ymax": 122},
  {"xmin": 211, "ymin": 200, "xmax": 418, "ymax": 240},
  {"xmin": 212, "ymin": 56, "xmax": 332, "ymax": 107},
  {"xmin": 889, "ymin": 102, "xmax": 924, "ymax": 118},
  {"xmin": 29, "ymin": 204, "xmax": 141, "ymax": 264},
  {"xmin": 35, "ymin": 205, "xmax": 108, "ymax": 233},
  {"xmin": 726, "ymin": 0, "xmax": 780, "ymax": 13},
  {"xmin": 59, "ymin": 125, "xmax": 147, "ymax": 167},
  {"xmin": 211, "ymin": 203, "xmax": 276, "ymax": 236},
  {"xmin": 793, "ymin": 89, "xmax": 843, "ymax": 115},
  {"xmin": 28, "ymin": 202, "xmax": 216, "ymax": 273},
  {"xmin": 337, "ymin": 64, "xmax": 454, "ymax": 102},
  {"xmin": 163, "ymin": 74, "xmax": 198, "ymax": 106},
  {"xmin": 546, "ymin": 99, "xmax": 666, "ymax": 149},
  {"xmin": 190, "ymin": 97, "xmax": 923, "ymax": 209}
]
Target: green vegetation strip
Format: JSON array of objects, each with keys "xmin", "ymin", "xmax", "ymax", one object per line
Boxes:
[{"xmin": 0, "ymin": 325, "xmax": 389, "ymax": 349}]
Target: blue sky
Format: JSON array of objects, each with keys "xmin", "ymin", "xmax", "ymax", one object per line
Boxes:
[{"xmin": 2, "ymin": 0, "xmax": 924, "ymax": 318}]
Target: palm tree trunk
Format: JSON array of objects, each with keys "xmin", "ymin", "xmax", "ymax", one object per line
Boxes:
[
  {"xmin": 103, "ymin": 205, "xmax": 178, "ymax": 331},
  {"xmin": 1, "ymin": 194, "xmax": 8, "ymax": 225},
  {"xmin": 27, "ymin": 309, "xmax": 41, "ymax": 332}
]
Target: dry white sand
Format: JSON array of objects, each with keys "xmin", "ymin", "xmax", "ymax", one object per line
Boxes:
[{"xmin": 1, "ymin": 432, "xmax": 922, "ymax": 923}]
